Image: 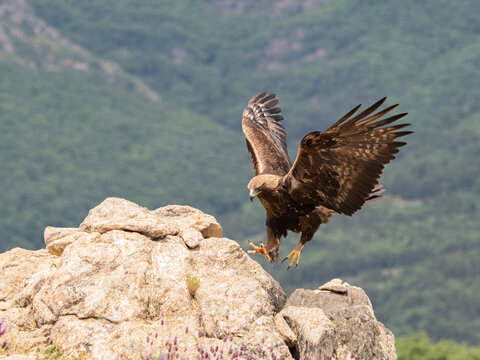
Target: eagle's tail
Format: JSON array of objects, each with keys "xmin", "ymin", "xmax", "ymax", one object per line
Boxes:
[{"xmin": 365, "ymin": 184, "xmax": 386, "ymax": 203}]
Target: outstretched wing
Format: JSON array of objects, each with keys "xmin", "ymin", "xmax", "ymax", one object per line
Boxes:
[
  {"xmin": 284, "ymin": 97, "xmax": 412, "ymax": 216},
  {"xmin": 242, "ymin": 92, "xmax": 292, "ymax": 176}
]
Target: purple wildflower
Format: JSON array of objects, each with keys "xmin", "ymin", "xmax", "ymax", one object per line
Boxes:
[{"xmin": 0, "ymin": 320, "xmax": 7, "ymax": 337}]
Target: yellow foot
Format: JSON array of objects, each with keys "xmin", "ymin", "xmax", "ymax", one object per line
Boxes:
[
  {"xmin": 248, "ymin": 242, "xmax": 271, "ymax": 262},
  {"xmin": 282, "ymin": 249, "xmax": 301, "ymax": 269}
]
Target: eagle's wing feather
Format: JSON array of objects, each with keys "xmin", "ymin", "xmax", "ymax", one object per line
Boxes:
[
  {"xmin": 284, "ymin": 98, "xmax": 412, "ymax": 216},
  {"xmin": 242, "ymin": 92, "xmax": 292, "ymax": 176}
]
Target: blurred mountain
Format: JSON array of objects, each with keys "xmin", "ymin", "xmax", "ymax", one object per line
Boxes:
[{"xmin": 0, "ymin": 0, "xmax": 160, "ymax": 100}]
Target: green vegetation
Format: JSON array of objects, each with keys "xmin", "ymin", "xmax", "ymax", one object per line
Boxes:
[
  {"xmin": 0, "ymin": 0, "xmax": 477, "ymax": 347},
  {"xmin": 44, "ymin": 345, "xmax": 63, "ymax": 360},
  {"xmin": 397, "ymin": 334, "xmax": 480, "ymax": 360},
  {"xmin": 0, "ymin": 61, "xmax": 245, "ymax": 250}
]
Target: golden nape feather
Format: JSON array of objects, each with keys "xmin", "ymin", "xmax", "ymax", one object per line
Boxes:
[{"xmin": 243, "ymin": 92, "xmax": 412, "ymax": 269}]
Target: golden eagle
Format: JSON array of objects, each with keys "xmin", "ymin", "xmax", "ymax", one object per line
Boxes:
[{"xmin": 243, "ymin": 92, "xmax": 412, "ymax": 268}]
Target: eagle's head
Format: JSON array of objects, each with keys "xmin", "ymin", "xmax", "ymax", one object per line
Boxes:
[{"xmin": 247, "ymin": 175, "xmax": 281, "ymax": 202}]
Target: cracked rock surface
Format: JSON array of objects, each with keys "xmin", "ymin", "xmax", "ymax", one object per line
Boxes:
[
  {"xmin": 0, "ymin": 198, "xmax": 396, "ymax": 359},
  {"xmin": 277, "ymin": 281, "xmax": 396, "ymax": 359}
]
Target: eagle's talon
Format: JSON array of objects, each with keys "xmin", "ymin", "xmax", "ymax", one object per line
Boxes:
[
  {"xmin": 248, "ymin": 242, "xmax": 271, "ymax": 262},
  {"xmin": 283, "ymin": 249, "xmax": 301, "ymax": 269}
]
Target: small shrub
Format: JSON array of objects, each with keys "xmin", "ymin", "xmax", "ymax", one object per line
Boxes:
[
  {"xmin": 185, "ymin": 274, "xmax": 200, "ymax": 297},
  {"xmin": 44, "ymin": 345, "xmax": 63, "ymax": 360}
]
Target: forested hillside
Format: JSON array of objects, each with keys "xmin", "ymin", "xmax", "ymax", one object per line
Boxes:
[{"xmin": 0, "ymin": 0, "xmax": 478, "ymax": 347}]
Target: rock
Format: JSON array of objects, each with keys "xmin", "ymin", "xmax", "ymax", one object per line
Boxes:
[
  {"xmin": 0, "ymin": 198, "xmax": 396, "ymax": 359},
  {"xmin": 1, "ymin": 198, "xmax": 290, "ymax": 360},
  {"xmin": 0, "ymin": 248, "xmax": 58, "ymax": 310},
  {"xmin": 179, "ymin": 227, "xmax": 203, "ymax": 248},
  {"xmin": 79, "ymin": 197, "xmax": 222, "ymax": 239},
  {"xmin": 274, "ymin": 312, "xmax": 297, "ymax": 347},
  {"xmin": 44, "ymin": 226, "xmax": 88, "ymax": 256},
  {"xmin": 281, "ymin": 306, "xmax": 335, "ymax": 359},
  {"xmin": 318, "ymin": 278, "xmax": 348, "ymax": 294},
  {"xmin": 278, "ymin": 279, "xmax": 396, "ymax": 360},
  {"xmin": 153, "ymin": 204, "xmax": 223, "ymax": 238},
  {"xmin": 0, "ymin": 248, "xmax": 58, "ymax": 353}
]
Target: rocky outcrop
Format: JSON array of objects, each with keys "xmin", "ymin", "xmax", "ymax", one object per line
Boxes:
[
  {"xmin": 279, "ymin": 279, "xmax": 396, "ymax": 359},
  {"xmin": 0, "ymin": 198, "xmax": 396, "ymax": 359}
]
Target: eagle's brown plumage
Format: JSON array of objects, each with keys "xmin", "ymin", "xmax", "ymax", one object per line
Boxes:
[{"xmin": 243, "ymin": 92, "xmax": 412, "ymax": 268}]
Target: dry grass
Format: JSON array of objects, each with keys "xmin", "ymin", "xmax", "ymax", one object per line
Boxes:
[{"xmin": 185, "ymin": 273, "xmax": 200, "ymax": 297}]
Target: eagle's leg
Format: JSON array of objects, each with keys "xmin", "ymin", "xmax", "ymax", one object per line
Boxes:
[
  {"xmin": 248, "ymin": 221, "xmax": 281, "ymax": 262},
  {"xmin": 282, "ymin": 210, "xmax": 326, "ymax": 269},
  {"xmin": 248, "ymin": 242, "xmax": 271, "ymax": 262},
  {"xmin": 282, "ymin": 242, "xmax": 305, "ymax": 269}
]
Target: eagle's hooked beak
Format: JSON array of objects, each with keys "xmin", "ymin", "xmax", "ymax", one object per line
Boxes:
[{"xmin": 249, "ymin": 189, "xmax": 257, "ymax": 202}]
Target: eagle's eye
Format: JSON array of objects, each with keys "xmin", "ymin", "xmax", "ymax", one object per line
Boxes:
[{"xmin": 255, "ymin": 184, "xmax": 265, "ymax": 193}]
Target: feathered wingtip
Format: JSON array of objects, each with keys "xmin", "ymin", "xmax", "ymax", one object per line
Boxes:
[
  {"xmin": 365, "ymin": 184, "xmax": 386, "ymax": 203},
  {"xmin": 332, "ymin": 97, "xmax": 408, "ymax": 129},
  {"xmin": 248, "ymin": 92, "xmax": 267, "ymax": 105},
  {"xmin": 330, "ymin": 98, "xmax": 413, "ymax": 149},
  {"xmin": 247, "ymin": 92, "xmax": 284, "ymax": 122},
  {"xmin": 331, "ymin": 97, "xmax": 388, "ymax": 128}
]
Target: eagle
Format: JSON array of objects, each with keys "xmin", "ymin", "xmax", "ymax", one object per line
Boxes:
[{"xmin": 242, "ymin": 92, "xmax": 412, "ymax": 268}]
